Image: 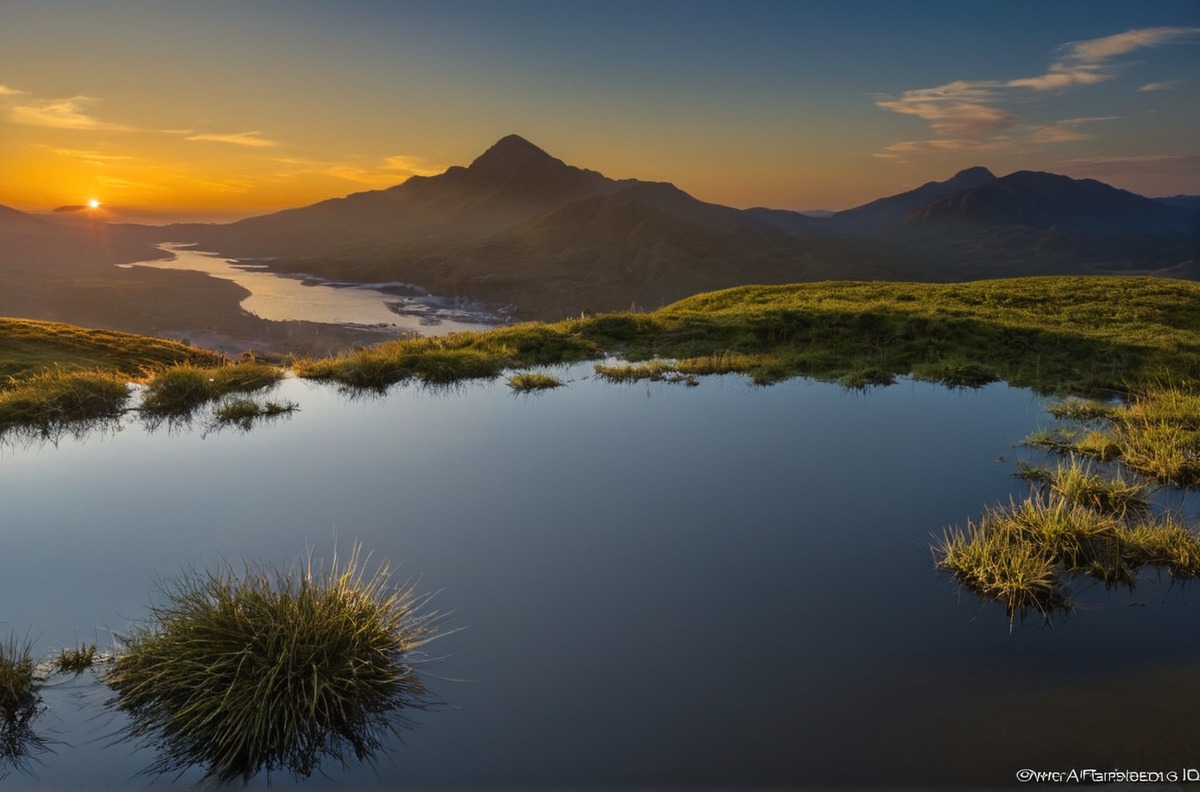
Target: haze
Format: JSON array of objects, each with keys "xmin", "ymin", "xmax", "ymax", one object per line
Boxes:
[{"xmin": 1, "ymin": 0, "xmax": 1197, "ymax": 224}]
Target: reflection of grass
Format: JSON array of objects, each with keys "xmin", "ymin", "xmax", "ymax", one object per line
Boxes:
[
  {"xmin": 1016, "ymin": 458, "xmax": 1151, "ymax": 517},
  {"xmin": 0, "ymin": 636, "xmax": 37, "ymax": 725},
  {"xmin": 1, "ymin": 633, "xmax": 44, "ymax": 777},
  {"xmin": 105, "ymin": 546, "xmax": 438, "ymax": 783},
  {"xmin": 139, "ymin": 361, "xmax": 282, "ymax": 415},
  {"xmin": 0, "ymin": 368, "xmax": 130, "ymax": 431},
  {"xmin": 593, "ymin": 360, "xmax": 698, "ymax": 386},
  {"xmin": 213, "ymin": 398, "xmax": 299, "ymax": 429},
  {"xmin": 506, "ymin": 373, "xmax": 562, "ymax": 392},
  {"xmin": 52, "ymin": 644, "xmax": 97, "ymax": 676},
  {"xmin": 1026, "ymin": 383, "xmax": 1200, "ymax": 488},
  {"xmin": 935, "ymin": 492, "xmax": 1200, "ymax": 626},
  {"xmin": 944, "ymin": 382, "xmax": 1200, "ymax": 625}
]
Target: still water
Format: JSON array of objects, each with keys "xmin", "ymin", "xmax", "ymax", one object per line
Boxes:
[
  {"xmin": 120, "ymin": 244, "xmax": 502, "ymax": 335},
  {"xmin": 3, "ymin": 369, "xmax": 1199, "ymax": 789}
]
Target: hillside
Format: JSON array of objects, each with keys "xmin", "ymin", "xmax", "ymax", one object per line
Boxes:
[{"xmin": 155, "ymin": 135, "xmax": 1197, "ymax": 321}]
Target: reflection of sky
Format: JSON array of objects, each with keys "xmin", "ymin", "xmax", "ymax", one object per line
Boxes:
[
  {"xmin": 123, "ymin": 245, "xmax": 497, "ymax": 334},
  {"xmin": 3, "ymin": 370, "xmax": 1199, "ymax": 788}
]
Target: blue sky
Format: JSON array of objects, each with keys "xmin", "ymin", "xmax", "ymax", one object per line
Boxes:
[{"xmin": 1, "ymin": 0, "xmax": 1197, "ymax": 220}]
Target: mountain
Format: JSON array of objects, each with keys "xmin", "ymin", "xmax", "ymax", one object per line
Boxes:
[
  {"xmin": 1157, "ymin": 195, "xmax": 1200, "ymax": 213},
  {"xmin": 829, "ymin": 166, "xmax": 997, "ymax": 233},
  {"xmin": 181, "ymin": 134, "xmax": 632, "ymax": 258},
  {"xmin": 903, "ymin": 171, "xmax": 1198, "ymax": 235},
  {"xmin": 128, "ymin": 136, "xmax": 1199, "ymax": 321}
]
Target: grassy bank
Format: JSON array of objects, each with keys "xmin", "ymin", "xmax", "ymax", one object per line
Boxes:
[{"xmin": 295, "ymin": 276, "xmax": 1200, "ymax": 394}]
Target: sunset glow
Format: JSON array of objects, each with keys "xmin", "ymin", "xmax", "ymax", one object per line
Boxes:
[
  {"xmin": 87, "ymin": 198, "xmax": 100, "ymax": 209},
  {"xmin": 1, "ymin": 2, "xmax": 1196, "ymax": 223}
]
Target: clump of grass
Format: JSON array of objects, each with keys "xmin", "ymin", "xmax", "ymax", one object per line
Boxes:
[
  {"xmin": 935, "ymin": 516, "xmax": 1063, "ymax": 622},
  {"xmin": 911, "ymin": 360, "xmax": 999, "ymax": 389},
  {"xmin": 1016, "ymin": 458, "xmax": 1152, "ymax": 517},
  {"xmin": 53, "ymin": 644, "xmax": 97, "ymax": 675},
  {"xmin": 1, "ymin": 633, "xmax": 44, "ymax": 776},
  {"xmin": 1024, "ymin": 427, "xmax": 1123, "ymax": 461},
  {"xmin": 506, "ymin": 372, "xmax": 562, "ymax": 392},
  {"xmin": 0, "ymin": 367, "xmax": 130, "ymax": 432},
  {"xmin": 1120, "ymin": 516, "xmax": 1200, "ymax": 576},
  {"xmin": 1046, "ymin": 397, "xmax": 1118, "ymax": 422},
  {"xmin": 593, "ymin": 360, "xmax": 698, "ymax": 386},
  {"xmin": 838, "ymin": 365, "xmax": 896, "ymax": 390},
  {"xmin": 105, "ymin": 546, "xmax": 439, "ymax": 784},
  {"xmin": 212, "ymin": 398, "xmax": 299, "ymax": 430},
  {"xmin": 140, "ymin": 361, "xmax": 282, "ymax": 415}
]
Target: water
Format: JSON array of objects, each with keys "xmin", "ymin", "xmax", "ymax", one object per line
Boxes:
[
  {"xmin": 3, "ymin": 369, "xmax": 1199, "ymax": 789},
  {"xmin": 120, "ymin": 244, "xmax": 503, "ymax": 334}
]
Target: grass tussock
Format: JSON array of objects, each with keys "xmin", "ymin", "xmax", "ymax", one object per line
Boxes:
[
  {"xmin": 0, "ymin": 367, "xmax": 130, "ymax": 432},
  {"xmin": 53, "ymin": 644, "xmax": 97, "ymax": 676},
  {"xmin": 1016, "ymin": 458, "xmax": 1152, "ymax": 517},
  {"xmin": 139, "ymin": 361, "xmax": 282, "ymax": 415},
  {"xmin": 1030, "ymin": 382, "xmax": 1200, "ymax": 487},
  {"xmin": 212, "ymin": 398, "xmax": 299, "ymax": 430},
  {"xmin": 1, "ymin": 633, "xmax": 44, "ymax": 776},
  {"xmin": 104, "ymin": 546, "xmax": 439, "ymax": 784},
  {"xmin": 593, "ymin": 360, "xmax": 699, "ymax": 386},
  {"xmin": 934, "ymin": 492, "xmax": 1200, "ymax": 625},
  {"xmin": 506, "ymin": 372, "xmax": 563, "ymax": 392}
]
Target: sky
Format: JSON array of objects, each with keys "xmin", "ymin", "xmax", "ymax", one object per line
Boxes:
[{"xmin": 1, "ymin": 0, "xmax": 1198, "ymax": 223}]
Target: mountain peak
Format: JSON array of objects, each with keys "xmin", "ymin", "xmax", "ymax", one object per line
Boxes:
[
  {"xmin": 951, "ymin": 166, "xmax": 995, "ymax": 182},
  {"xmin": 469, "ymin": 134, "xmax": 560, "ymax": 174}
]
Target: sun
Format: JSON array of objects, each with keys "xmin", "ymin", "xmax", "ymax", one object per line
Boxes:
[{"xmin": 87, "ymin": 198, "xmax": 101, "ymax": 209}]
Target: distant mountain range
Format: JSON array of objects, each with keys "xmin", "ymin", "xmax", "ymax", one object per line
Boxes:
[{"xmin": 4, "ymin": 134, "xmax": 1199, "ymax": 324}]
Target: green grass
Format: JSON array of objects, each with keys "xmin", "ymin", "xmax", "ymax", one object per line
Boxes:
[
  {"xmin": 0, "ymin": 367, "xmax": 131, "ymax": 432},
  {"xmin": 0, "ymin": 317, "xmax": 225, "ymax": 384},
  {"xmin": 934, "ymin": 492, "xmax": 1200, "ymax": 625},
  {"xmin": 295, "ymin": 276, "xmax": 1200, "ymax": 396},
  {"xmin": 53, "ymin": 644, "xmax": 97, "ymax": 675},
  {"xmin": 212, "ymin": 398, "xmax": 299, "ymax": 429},
  {"xmin": 1028, "ymin": 383, "xmax": 1200, "ymax": 488},
  {"xmin": 1016, "ymin": 458, "xmax": 1152, "ymax": 517},
  {"xmin": 139, "ymin": 361, "xmax": 283, "ymax": 415},
  {"xmin": 506, "ymin": 372, "xmax": 563, "ymax": 392},
  {"xmin": 592, "ymin": 360, "xmax": 699, "ymax": 386},
  {"xmin": 1, "ymin": 633, "xmax": 43, "ymax": 774},
  {"xmin": 104, "ymin": 546, "xmax": 438, "ymax": 783}
]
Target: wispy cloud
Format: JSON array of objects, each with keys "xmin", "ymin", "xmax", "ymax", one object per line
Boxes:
[
  {"xmin": 383, "ymin": 154, "xmax": 442, "ymax": 177},
  {"xmin": 874, "ymin": 27, "xmax": 1200, "ymax": 161},
  {"xmin": 185, "ymin": 130, "xmax": 279, "ymax": 147},
  {"xmin": 1028, "ymin": 116, "xmax": 1120, "ymax": 143},
  {"xmin": 8, "ymin": 95, "xmax": 137, "ymax": 131},
  {"xmin": 0, "ymin": 85, "xmax": 25, "ymax": 96},
  {"xmin": 1008, "ymin": 27, "xmax": 1200, "ymax": 91},
  {"xmin": 1138, "ymin": 80, "xmax": 1184, "ymax": 92}
]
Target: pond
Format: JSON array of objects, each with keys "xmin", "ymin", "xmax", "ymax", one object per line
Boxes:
[
  {"xmin": 3, "ymin": 367, "xmax": 1199, "ymax": 789},
  {"xmin": 119, "ymin": 244, "xmax": 503, "ymax": 335}
]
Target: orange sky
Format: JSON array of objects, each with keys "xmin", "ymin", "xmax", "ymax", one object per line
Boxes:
[{"xmin": 2, "ymin": 2, "xmax": 1197, "ymax": 223}]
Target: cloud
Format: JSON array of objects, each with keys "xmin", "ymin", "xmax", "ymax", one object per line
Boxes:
[
  {"xmin": 1061, "ymin": 27, "xmax": 1200, "ymax": 63},
  {"xmin": 874, "ymin": 80, "xmax": 1022, "ymax": 138},
  {"xmin": 0, "ymin": 85, "xmax": 25, "ymax": 96},
  {"xmin": 185, "ymin": 130, "xmax": 279, "ymax": 147},
  {"xmin": 1138, "ymin": 80, "xmax": 1184, "ymax": 92},
  {"xmin": 1028, "ymin": 116, "xmax": 1119, "ymax": 143},
  {"xmin": 383, "ymin": 155, "xmax": 442, "ymax": 177},
  {"xmin": 1006, "ymin": 27, "xmax": 1200, "ymax": 92},
  {"xmin": 873, "ymin": 27, "xmax": 1200, "ymax": 160},
  {"xmin": 8, "ymin": 95, "xmax": 136, "ymax": 130}
]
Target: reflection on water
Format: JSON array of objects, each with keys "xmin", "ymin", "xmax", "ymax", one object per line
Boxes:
[
  {"xmin": 121, "ymin": 244, "xmax": 504, "ymax": 335},
  {"xmin": 2, "ymin": 368, "xmax": 1200, "ymax": 789}
]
